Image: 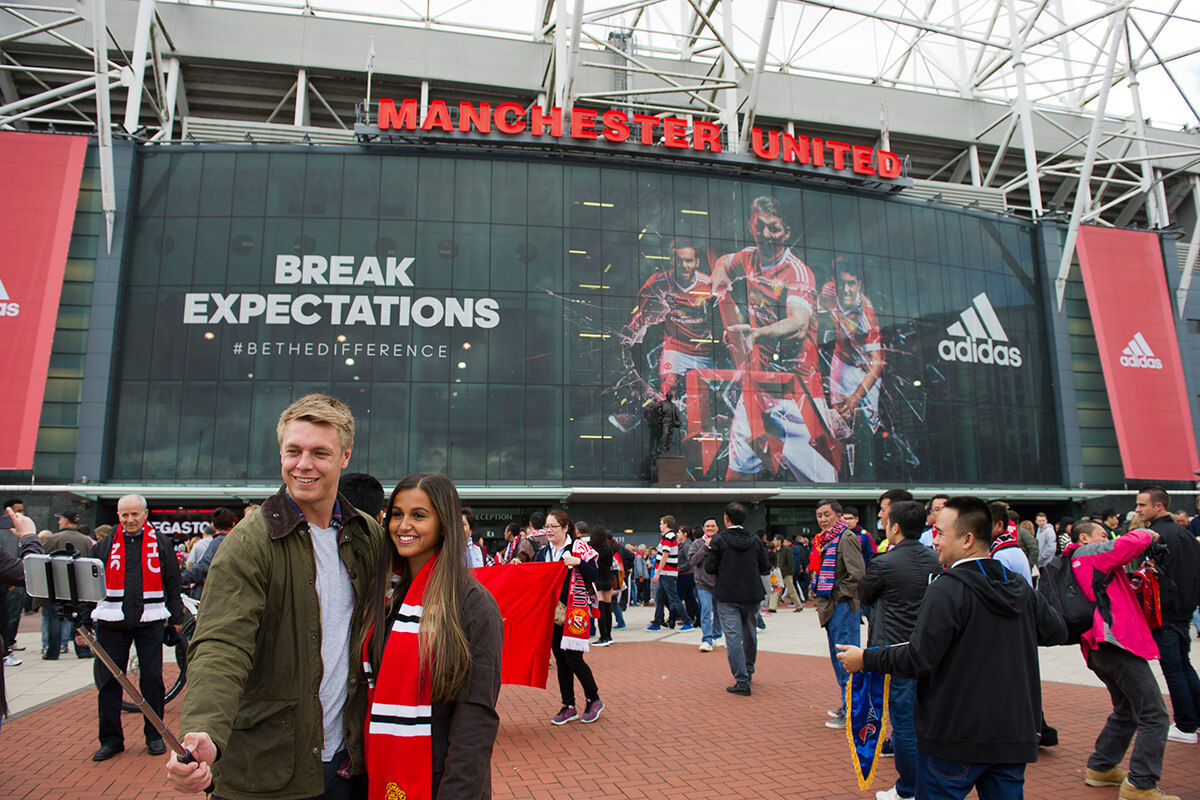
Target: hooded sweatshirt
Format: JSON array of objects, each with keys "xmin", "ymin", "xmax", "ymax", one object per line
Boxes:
[
  {"xmin": 703, "ymin": 526, "xmax": 771, "ymax": 605},
  {"xmin": 862, "ymin": 557, "xmax": 1067, "ymax": 764}
]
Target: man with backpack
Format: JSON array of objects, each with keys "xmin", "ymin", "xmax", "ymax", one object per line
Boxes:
[
  {"xmin": 1064, "ymin": 520, "xmax": 1177, "ymax": 800},
  {"xmin": 1136, "ymin": 486, "xmax": 1200, "ymax": 746}
]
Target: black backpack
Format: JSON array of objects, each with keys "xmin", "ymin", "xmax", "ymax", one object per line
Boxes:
[{"xmin": 1037, "ymin": 554, "xmax": 1113, "ymax": 645}]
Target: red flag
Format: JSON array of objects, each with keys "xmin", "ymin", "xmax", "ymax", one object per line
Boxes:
[{"xmin": 474, "ymin": 562, "xmax": 567, "ymax": 689}]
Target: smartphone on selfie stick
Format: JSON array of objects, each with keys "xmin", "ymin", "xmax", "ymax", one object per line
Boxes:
[{"xmin": 23, "ymin": 546, "xmax": 200, "ymax": 767}]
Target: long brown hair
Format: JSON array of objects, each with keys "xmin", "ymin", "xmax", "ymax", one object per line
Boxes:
[{"xmin": 363, "ymin": 473, "xmax": 474, "ymax": 702}]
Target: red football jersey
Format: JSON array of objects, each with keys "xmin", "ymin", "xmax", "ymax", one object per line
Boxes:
[
  {"xmin": 817, "ymin": 281, "xmax": 884, "ymax": 371},
  {"xmin": 629, "ymin": 270, "xmax": 714, "ymax": 357},
  {"xmin": 724, "ymin": 247, "xmax": 821, "ymax": 395}
]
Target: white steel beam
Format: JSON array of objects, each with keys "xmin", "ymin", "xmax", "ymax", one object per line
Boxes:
[
  {"xmin": 294, "ymin": 67, "xmax": 308, "ymax": 126},
  {"xmin": 1007, "ymin": 0, "xmax": 1045, "ymax": 217},
  {"xmin": 1176, "ymin": 176, "xmax": 1200, "ymax": 318},
  {"xmin": 720, "ymin": 0, "xmax": 738, "ymax": 151},
  {"xmin": 738, "ymin": 0, "xmax": 777, "ymax": 153},
  {"xmin": 88, "ymin": 0, "xmax": 115, "ymax": 253},
  {"xmin": 121, "ymin": 0, "xmax": 155, "ymax": 133},
  {"xmin": 1054, "ymin": 3, "xmax": 1128, "ymax": 310}
]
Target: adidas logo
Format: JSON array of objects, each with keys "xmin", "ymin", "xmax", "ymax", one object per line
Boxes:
[
  {"xmin": 0, "ymin": 278, "xmax": 18, "ymax": 318},
  {"xmin": 1119, "ymin": 332, "xmax": 1163, "ymax": 369},
  {"xmin": 938, "ymin": 292, "xmax": 1023, "ymax": 367}
]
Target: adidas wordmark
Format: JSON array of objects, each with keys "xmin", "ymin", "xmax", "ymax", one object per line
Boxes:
[
  {"xmin": 937, "ymin": 292, "xmax": 1022, "ymax": 367},
  {"xmin": 1119, "ymin": 332, "xmax": 1163, "ymax": 369}
]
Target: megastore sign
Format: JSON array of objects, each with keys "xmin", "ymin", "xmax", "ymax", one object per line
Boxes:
[{"xmin": 371, "ymin": 99, "xmax": 905, "ymax": 184}]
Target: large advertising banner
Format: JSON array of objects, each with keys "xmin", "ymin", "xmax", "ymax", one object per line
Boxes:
[
  {"xmin": 110, "ymin": 151, "xmax": 1059, "ymax": 487},
  {"xmin": 0, "ymin": 132, "xmax": 86, "ymax": 469},
  {"xmin": 1076, "ymin": 226, "xmax": 1199, "ymax": 480}
]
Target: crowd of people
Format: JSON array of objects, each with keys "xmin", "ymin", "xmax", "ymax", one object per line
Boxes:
[{"xmin": 2, "ymin": 394, "xmax": 1199, "ymax": 800}]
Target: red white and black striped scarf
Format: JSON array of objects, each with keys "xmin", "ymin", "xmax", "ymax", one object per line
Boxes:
[
  {"xmin": 363, "ymin": 554, "xmax": 437, "ymax": 800},
  {"xmin": 92, "ymin": 522, "xmax": 166, "ymax": 623},
  {"xmin": 557, "ymin": 538, "xmax": 598, "ymax": 652},
  {"xmin": 990, "ymin": 520, "xmax": 1020, "ymax": 556}
]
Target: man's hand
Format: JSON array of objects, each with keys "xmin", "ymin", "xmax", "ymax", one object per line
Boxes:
[
  {"xmin": 836, "ymin": 644, "xmax": 865, "ymax": 673},
  {"xmin": 165, "ymin": 732, "xmax": 217, "ymax": 794},
  {"xmin": 6, "ymin": 506, "xmax": 35, "ymax": 537},
  {"xmin": 836, "ymin": 394, "xmax": 861, "ymax": 421}
]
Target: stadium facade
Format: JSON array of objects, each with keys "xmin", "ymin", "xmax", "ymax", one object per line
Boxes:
[{"xmin": 2, "ymin": 0, "xmax": 1199, "ymax": 539}]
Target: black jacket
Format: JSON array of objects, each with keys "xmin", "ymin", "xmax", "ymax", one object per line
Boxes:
[
  {"xmin": 91, "ymin": 528, "xmax": 186, "ymax": 628},
  {"xmin": 858, "ymin": 538, "xmax": 941, "ymax": 647},
  {"xmin": 1149, "ymin": 516, "xmax": 1200, "ymax": 624},
  {"xmin": 863, "ymin": 557, "xmax": 1067, "ymax": 764},
  {"xmin": 703, "ymin": 526, "xmax": 770, "ymax": 605},
  {"xmin": 534, "ymin": 538, "xmax": 600, "ymax": 602}
]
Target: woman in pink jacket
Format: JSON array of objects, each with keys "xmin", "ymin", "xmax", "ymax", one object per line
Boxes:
[{"xmin": 1065, "ymin": 522, "xmax": 1177, "ymax": 800}]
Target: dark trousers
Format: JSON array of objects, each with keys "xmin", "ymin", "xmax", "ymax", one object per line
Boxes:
[
  {"xmin": 3, "ymin": 586, "xmax": 22, "ymax": 653},
  {"xmin": 916, "ymin": 754, "xmax": 1025, "ymax": 800},
  {"xmin": 677, "ymin": 573, "xmax": 699, "ymax": 623},
  {"xmin": 1086, "ymin": 643, "xmax": 1168, "ymax": 790},
  {"xmin": 652, "ymin": 575, "xmax": 688, "ymax": 626},
  {"xmin": 41, "ymin": 603, "xmax": 89, "ymax": 659},
  {"xmin": 551, "ymin": 625, "xmax": 598, "ymax": 708},
  {"xmin": 716, "ymin": 601, "xmax": 758, "ymax": 685},
  {"xmin": 95, "ymin": 622, "xmax": 164, "ymax": 747},
  {"xmin": 1152, "ymin": 621, "xmax": 1200, "ymax": 733},
  {"xmin": 889, "ymin": 677, "xmax": 918, "ymax": 798},
  {"xmin": 213, "ymin": 748, "xmax": 363, "ymax": 800},
  {"xmin": 793, "ymin": 572, "xmax": 809, "ymax": 602}
]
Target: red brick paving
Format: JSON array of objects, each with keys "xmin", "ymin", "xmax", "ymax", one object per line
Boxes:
[{"xmin": 3, "ymin": 643, "xmax": 1198, "ymax": 799}]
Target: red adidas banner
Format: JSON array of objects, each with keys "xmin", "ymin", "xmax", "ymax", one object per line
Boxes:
[
  {"xmin": 0, "ymin": 132, "xmax": 87, "ymax": 469},
  {"xmin": 1076, "ymin": 226, "xmax": 1199, "ymax": 480},
  {"xmin": 474, "ymin": 562, "xmax": 567, "ymax": 689}
]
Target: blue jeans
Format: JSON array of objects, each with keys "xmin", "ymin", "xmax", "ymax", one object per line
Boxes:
[
  {"xmin": 889, "ymin": 677, "xmax": 918, "ymax": 798},
  {"xmin": 916, "ymin": 754, "xmax": 1025, "ymax": 800},
  {"xmin": 825, "ymin": 601, "xmax": 860, "ymax": 712},
  {"xmin": 696, "ymin": 586, "xmax": 723, "ymax": 643},
  {"xmin": 652, "ymin": 575, "xmax": 688, "ymax": 627},
  {"xmin": 716, "ymin": 601, "xmax": 757, "ymax": 684},
  {"xmin": 611, "ymin": 595, "xmax": 625, "ymax": 627},
  {"xmin": 1152, "ymin": 621, "xmax": 1200, "ymax": 733}
]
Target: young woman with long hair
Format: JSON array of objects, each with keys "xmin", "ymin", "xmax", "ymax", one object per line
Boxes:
[
  {"xmin": 588, "ymin": 525, "xmax": 615, "ymax": 646},
  {"xmin": 534, "ymin": 509, "xmax": 605, "ymax": 724},
  {"xmin": 361, "ymin": 473, "xmax": 503, "ymax": 800}
]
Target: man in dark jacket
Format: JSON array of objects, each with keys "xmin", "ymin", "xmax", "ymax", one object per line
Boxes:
[
  {"xmin": 839, "ymin": 496, "xmax": 1067, "ymax": 800},
  {"xmin": 1137, "ymin": 485, "xmax": 1200, "ymax": 745},
  {"xmin": 41, "ymin": 521, "xmax": 96, "ymax": 660},
  {"xmin": 857, "ymin": 500, "xmax": 940, "ymax": 800},
  {"xmin": 704, "ymin": 502, "xmax": 770, "ymax": 696}
]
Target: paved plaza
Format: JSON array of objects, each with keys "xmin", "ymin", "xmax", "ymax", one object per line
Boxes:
[{"xmin": 3, "ymin": 604, "xmax": 1199, "ymax": 799}]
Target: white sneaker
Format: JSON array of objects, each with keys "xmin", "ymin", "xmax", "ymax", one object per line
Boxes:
[
  {"xmin": 827, "ymin": 708, "xmax": 844, "ymax": 718},
  {"xmin": 1167, "ymin": 724, "xmax": 1198, "ymax": 744},
  {"xmin": 699, "ymin": 641, "xmax": 713, "ymax": 652},
  {"xmin": 2, "ymin": 654, "xmax": 20, "ymax": 667},
  {"xmin": 876, "ymin": 787, "xmax": 914, "ymax": 800}
]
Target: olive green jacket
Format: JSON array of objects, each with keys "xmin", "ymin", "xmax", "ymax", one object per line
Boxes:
[{"xmin": 181, "ymin": 486, "xmax": 384, "ymax": 800}]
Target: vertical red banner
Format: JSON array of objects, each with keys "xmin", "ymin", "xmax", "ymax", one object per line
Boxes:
[
  {"xmin": 1075, "ymin": 226, "xmax": 1199, "ymax": 481},
  {"xmin": 0, "ymin": 132, "xmax": 87, "ymax": 470}
]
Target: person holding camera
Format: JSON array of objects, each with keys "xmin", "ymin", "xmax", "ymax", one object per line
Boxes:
[
  {"xmin": 1066, "ymin": 520, "xmax": 1177, "ymax": 800},
  {"xmin": 89, "ymin": 494, "xmax": 186, "ymax": 762}
]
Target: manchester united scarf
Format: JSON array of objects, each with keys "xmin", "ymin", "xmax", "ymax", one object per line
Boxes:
[
  {"xmin": 364, "ymin": 553, "xmax": 438, "ymax": 800},
  {"xmin": 560, "ymin": 538, "xmax": 599, "ymax": 652},
  {"xmin": 815, "ymin": 520, "xmax": 848, "ymax": 597},
  {"xmin": 845, "ymin": 670, "xmax": 890, "ymax": 789},
  {"xmin": 93, "ymin": 522, "xmax": 167, "ymax": 623}
]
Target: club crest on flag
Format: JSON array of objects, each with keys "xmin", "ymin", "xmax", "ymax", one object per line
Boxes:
[{"xmin": 846, "ymin": 671, "xmax": 890, "ymax": 789}]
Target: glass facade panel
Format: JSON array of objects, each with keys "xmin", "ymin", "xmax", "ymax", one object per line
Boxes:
[{"xmin": 108, "ymin": 149, "xmax": 1060, "ymax": 487}]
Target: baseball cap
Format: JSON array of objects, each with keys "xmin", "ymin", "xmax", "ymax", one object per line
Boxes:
[{"xmin": 57, "ymin": 510, "xmax": 80, "ymax": 524}]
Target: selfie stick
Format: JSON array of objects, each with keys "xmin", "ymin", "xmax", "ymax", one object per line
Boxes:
[{"xmin": 45, "ymin": 552, "xmax": 198, "ymax": 766}]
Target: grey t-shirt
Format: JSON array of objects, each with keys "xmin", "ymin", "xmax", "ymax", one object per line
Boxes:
[{"xmin": 310, "ymin": 522, "xmax": 354, "ymax": 761}]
